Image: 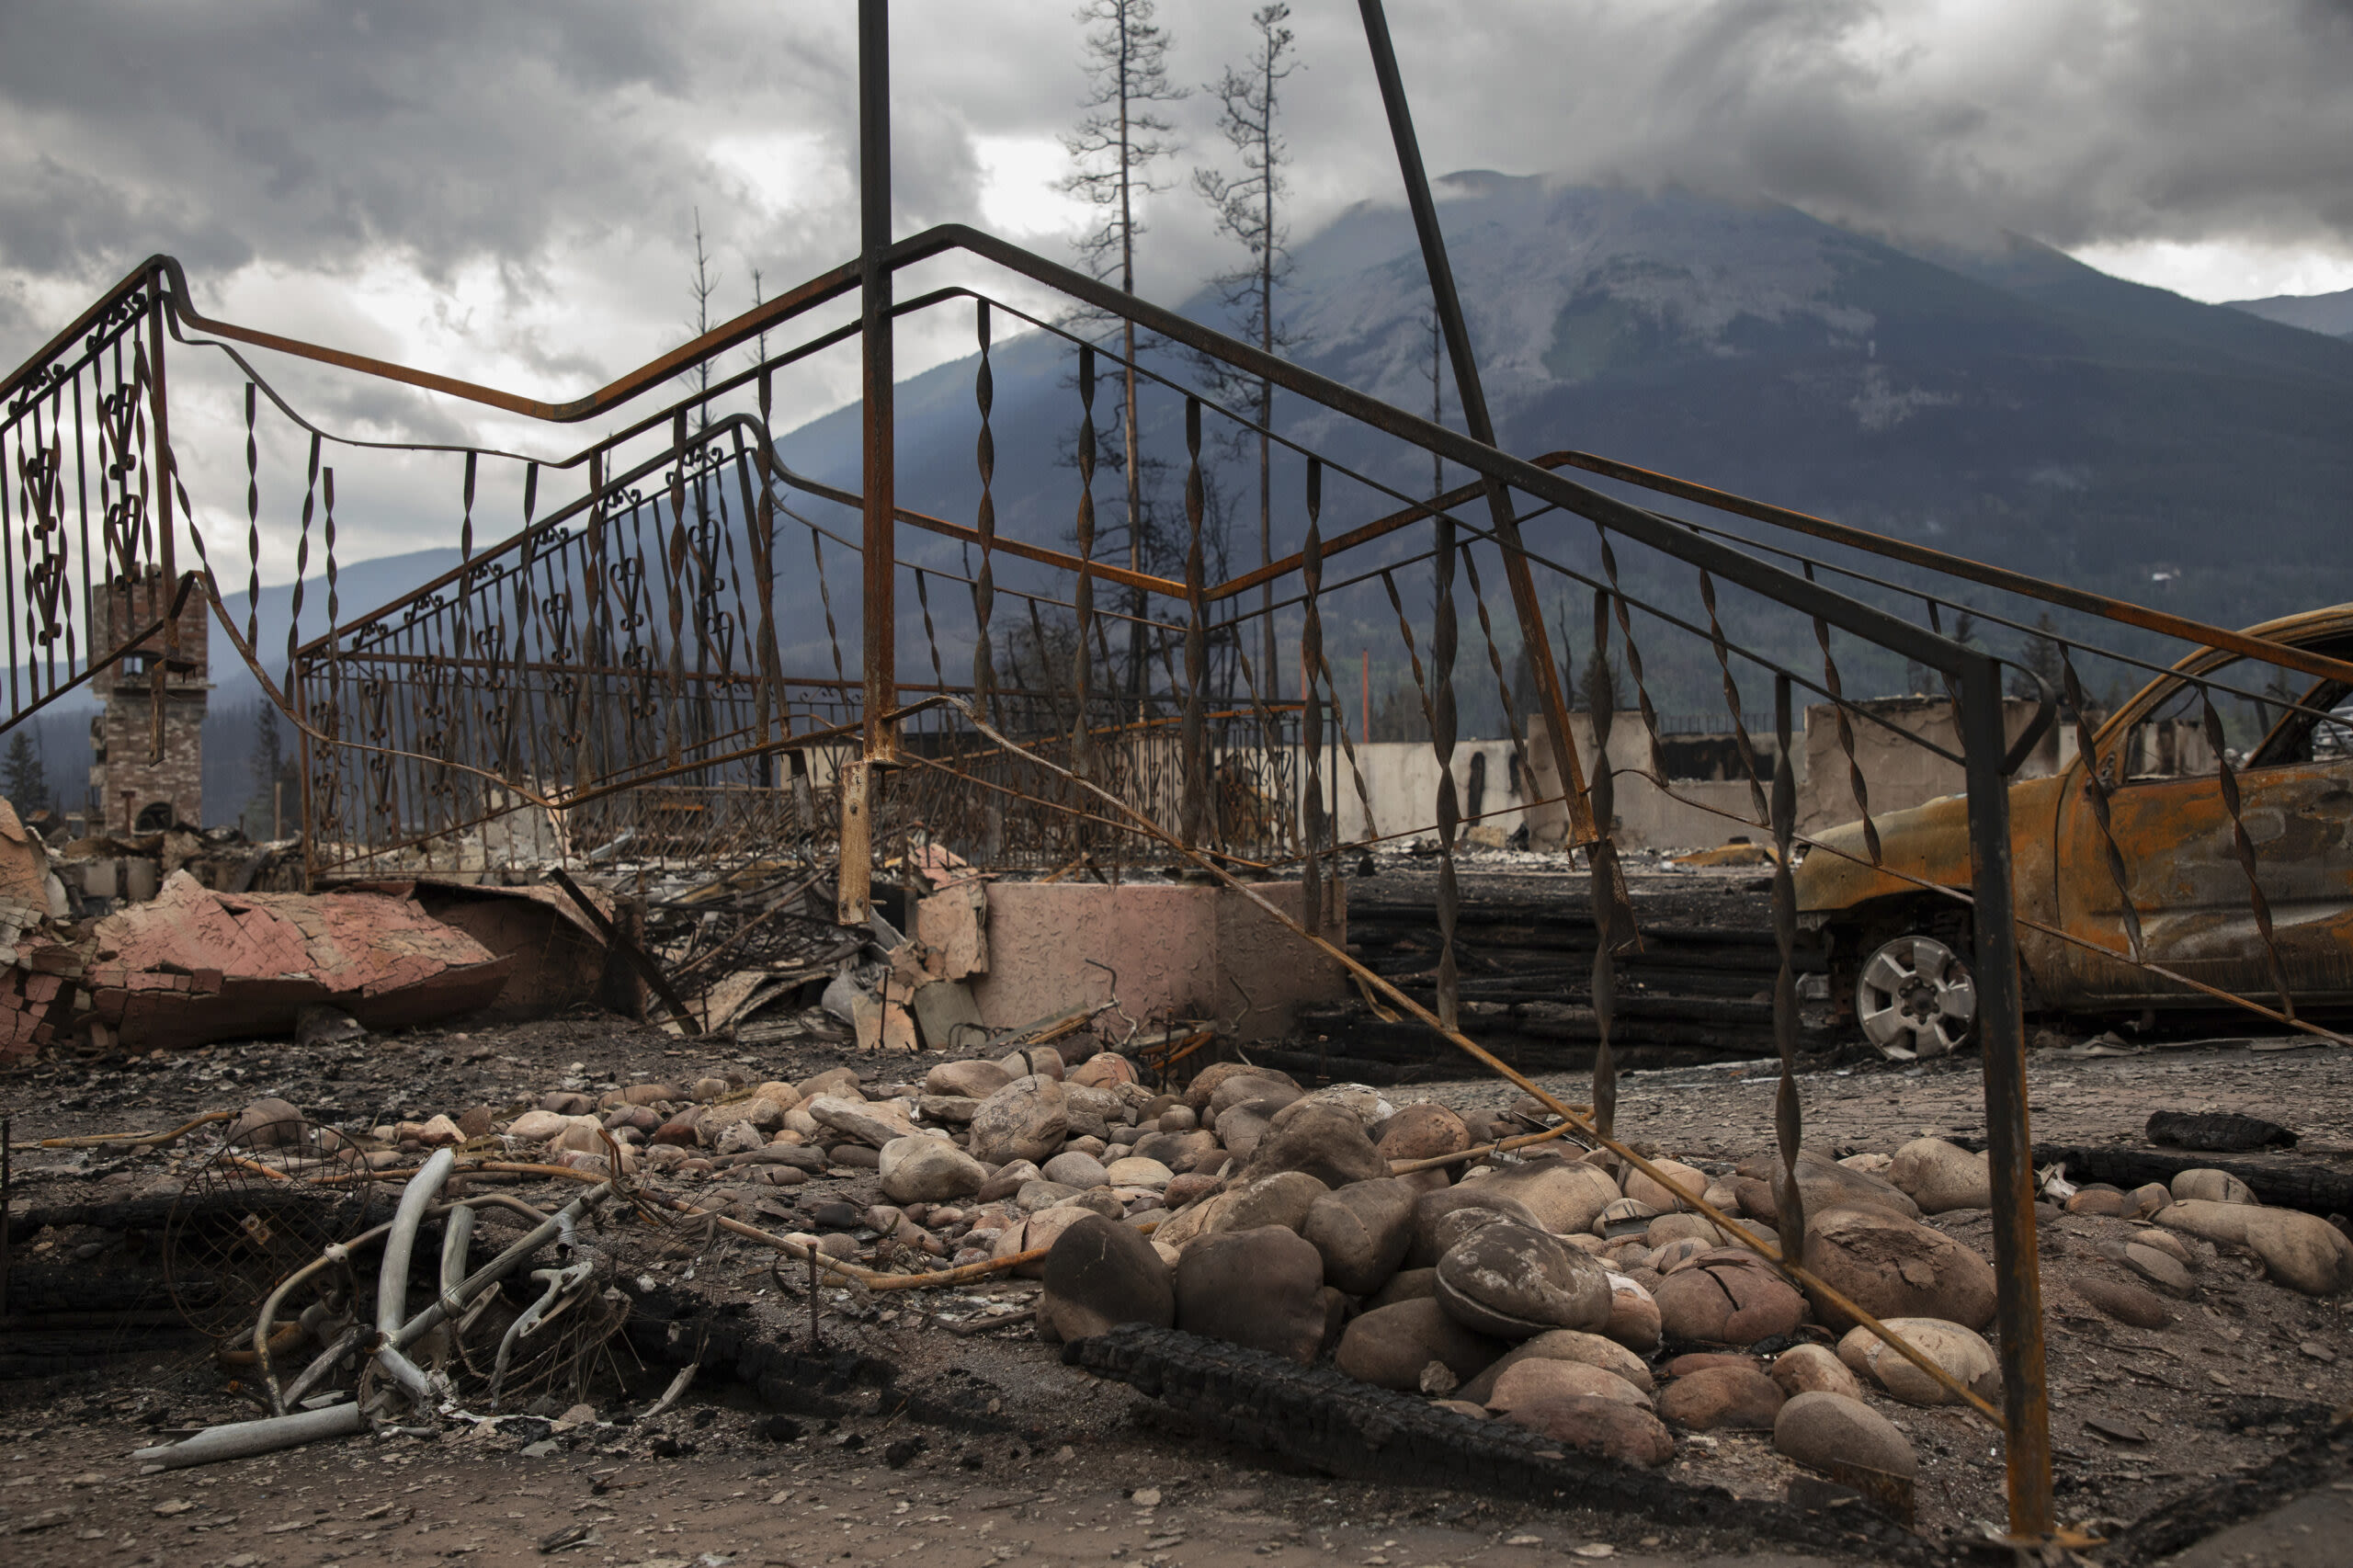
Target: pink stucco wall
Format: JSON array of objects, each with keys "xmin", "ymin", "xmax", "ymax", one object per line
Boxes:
[{"xmin": 972, "ymin": 879, "xmax": 1347, "ymax": 1041}]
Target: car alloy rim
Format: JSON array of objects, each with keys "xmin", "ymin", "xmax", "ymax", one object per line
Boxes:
[{"xmin": 1857, "ymin": 934, "xmax": 1977, "ymax": 1060}]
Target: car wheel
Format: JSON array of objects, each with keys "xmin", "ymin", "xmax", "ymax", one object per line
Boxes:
[{"xmin": 1856, "ymin": 933, "xmax": 1977, "ymax": 1060}]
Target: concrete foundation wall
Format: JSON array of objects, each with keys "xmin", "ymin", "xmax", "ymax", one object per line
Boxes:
[
  {"xmin": 972, "ymin": 879, "xmax": 1347, "ymax": 1042},
  {"xmin": 1798, "ymin": 697, "xmax": 2057, "ymax": 835}
]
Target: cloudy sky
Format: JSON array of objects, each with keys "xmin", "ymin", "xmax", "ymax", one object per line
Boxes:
[{"xmin": 6, "ymin": 0, "xmax": 2353, "ymax": 568}]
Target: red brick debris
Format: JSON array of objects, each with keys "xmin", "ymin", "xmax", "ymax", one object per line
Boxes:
[{"xmin": 0, "ymin": 869, "xmax": 517, "ymax": 1061}]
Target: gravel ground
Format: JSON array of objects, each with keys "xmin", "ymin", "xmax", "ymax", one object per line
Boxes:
[{"xmin": 4, "ymin": 855, "xmax": 2351, "ymax": 1563}]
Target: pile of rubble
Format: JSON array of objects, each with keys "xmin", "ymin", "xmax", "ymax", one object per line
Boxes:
[{"xmin": 199, "ymin": 1037, "xmax": 2353, "ymax": 1505}]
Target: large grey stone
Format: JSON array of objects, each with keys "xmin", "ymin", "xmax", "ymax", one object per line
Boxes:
[
  {"xmin": 1037, "ymin": 1213, "xmax": 1174, "ymax": 1342},
  {"xmin": 1889, "ymin": 1137, "xmax": 1992, "ymax": 1213},
  {"xmin": 1041, "ymin": 1151, "xmax": 1111, "ymax": 1189},
  {"xmin": 1802, "ymin": 1204, "xmax": 1996, "ymax": 1331},
  {"xmin": 1436, "ymin": 1220, "xmax": 1612, "ymax": 1339},
  {"xmin": 2170, "ymin": 1168, "xmax": 2257, "ymax": 1205},
  {"xmin": 1733, "ymin": 1149, "xmax": 1920, "ymax": 1223},
  {"xmin": 1836, "ymin": 1319, "xmax": 2001, "ymax": 1406},
  {"xmin": 1302, "ymin": 1177, "xmax": 1417, "ymax": 1295},
  {"xmin": 1478, "ymin": 1159, "xmax": 1624, "ymax": 1236},
  {"xmin": 1377, "ymin": 1103, "xmax": 1471, "ymax": 1163},
  {"xmin": 805, "ymin": 1094, "xmax": 917, "ymax": 1149},
  {"xmin": 967, "ymin": 1074, "xmax": 1069, "ymax": 1166},
  {"xmin": 226, "ymin": 1097, "xmax": 306, "ymax": 1149},
  {"xmin": 1486, "ymin": 1358, "xmax": 1652, "ymax": 1412},
  {"xmin": 926, "ymin": 1059, "xmax": 1012, "ymax": 1099},
  {"xmin": 1457, "ymin": 1328, "xmax": 1655, "ymax": 1405},
  {"xmin": 1334, "ymin": 1298, "xmax": 1504, "ymax": 1390},
  {"xmin": 1657, "ymin": 1364, "xmax": 1783, "ymax": 1430},
  {"xmin": 1208, "ymin": 1073, "xmax": 1302, "ymax": 1119},
  {"xmin": 1243, "ymin": 1102, "xmax": 1389, "ymax": 1190},
  {"xmin": 2156, "ymin": 1199, "xmax": 2353, "ymax": 1296},
  {"xmin": 1407, "ymin": 1186, "xmax": 1547, "ymax": 1267},
  {"xmin": 1175, "ymin": 1226, "xmax": 1327, "ymax": 1364},
  {"xmin": 1654, "ymin": 1249, "xmax": 1808, "ymax": 1346},
  {"xmin": 1773, "ymin": 1391, "xmax": 1917, "ymax": 1478},
  {"xmin": 878, "ymin": 1136, "xmax": 986, "ymax": 1204},
  {"xmin": 1495, "ymin": 1395, "xmax": 1675, "ymax": 1468}
]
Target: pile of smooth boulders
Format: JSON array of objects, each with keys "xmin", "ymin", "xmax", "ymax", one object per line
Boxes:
[{"xmin": 224, "ymin": 1042, "xmax": 2353, "ymax": 1489}]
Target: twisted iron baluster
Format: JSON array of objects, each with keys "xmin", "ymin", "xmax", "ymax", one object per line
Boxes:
[
  {"xmin": 1071, "ymin": 346, "xmax": 1097, "ymax": 784},
  {"xmin": 1432, "ymin": 488, "xmax": 1462, "ymax": 1031},
  {"xmin": 751, "ymin": 381, "xmax": 782, "ymax": 764},
  {"xmin": 285, "ymin": 435, "xmax": 317, "ymax": 699},
  {"xmin": 1457, "ymin": 540, "xmax": 1530, "ymax": 829},
  {"xmin": 1591, "ymin": 528, "xmax": 1668, "ymax": 787},
  {"xmin": 1376, "ymin": 568, "xmax": 1440, "ymax": 742},
  {"xmin": 1813, "ymin": 613, "xmax": 1881, "ymax": 865},
  {"xmin": 1180, "ymin": 397, "xmax": 1207, "ymax": 851},
  {"xmin": 1771, "ymin": 675, "xmax": 1806, "ymax": 1266},
  {"xmin": 811, "ymin": 529, "xmax": 847, "ymax": 693},
  {"xmin": 317, "ymin": 469, "xmax": 349, "ymax": 865},
  {"xmin": 243, "ymin": 382, "xmax": 261, "ymax": 653},
  {"xmin": 972, "ymin": 302, "xmax": 1000, "ymax": 730},
  {"xmin": 2200, "ymin": 686, "xmax": 2294, "ymax": 1021},
  {"xmin": 460, "ymin": 450, "xmax": 476, "ymax": 562},
  {"xmin": 1302, "ymin": 460, "xmax": 1327, "ymax": 937},
  {"xmin": 2059, "ymin": 647, "xmax": 2146, "ymax": 964},
  {"xmin": 323, "ymin": 465, "xmax": 339, "ymax": 630},
  {"xmin": 71, "ymin": 369, "xmax": 93, "ymax": 689},
  {"xmin": 1310, "ymin": 639, "xmax": 1381, "ymax": 846},
  {"xmin": 1587, "ymin": 588, "xmax": 1619, "ymax": 1140},
  {"xmin": 503, "ymin": 464, "xmax": 538, "ymax": 781},
  {"xmin": 4, "ymin": 419, "xmax": 24, "ymax": 705},
  {"xmin": 580, "ymin": 450, "xmax": 608, "ymax": 798},
  {"xmin": 1698, "ymin": 568, "xmax": 1768, "ymax": 827},
  {"xmin": 915, "ymin": 568, "xmax": 947, "ymax": 696},
  {"xmin": 665, "ymin": 420, "xmax": 688, "ymax": 771}
]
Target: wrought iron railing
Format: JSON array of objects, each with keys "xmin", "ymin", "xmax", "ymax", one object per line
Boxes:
[{"xmin": 16, "ymin": 15, "xmax": 2353, "ymax": 1540}]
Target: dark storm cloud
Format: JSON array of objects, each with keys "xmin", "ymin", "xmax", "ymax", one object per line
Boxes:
[
  {"xmin": 1336, "ymin": 0, "xmax": 2353, "ymax": 254},
  {"xmin": 5, "ymin": 0, "xmax": 2352, "ymax": 425}
]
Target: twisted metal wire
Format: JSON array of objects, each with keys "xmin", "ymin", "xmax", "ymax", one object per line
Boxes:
[
  {"xmin": 2059, "ymin": 646, "xmax": 2146, "ymax": 964},
  {"xmin": 1770, "ymin": 675, "xmax": 1807, "ymax": 1267}
]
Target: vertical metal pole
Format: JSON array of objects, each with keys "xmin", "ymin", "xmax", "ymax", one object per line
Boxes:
[
  {"xmin": 1769, "ymin": 677, "xmax": 1807, "ymax": 1267},
  {"xmin": 1354, "ymin": 0, "xmax": 1594, "ymax": 846},
  {"xmin": 842, "ymin": 0, "xmax": 894, "ymax": 927},
  {"xmin": 1301, "ymin": 460, "xmax": 1325, "ymax": 938},
  {"xmin": 1958, "ymin": 654, "xmax": 2053, "ymax": 1540},
  {"xmin": 1179, "ymin": 398, "xmax": 1208, "ymax": 851}
]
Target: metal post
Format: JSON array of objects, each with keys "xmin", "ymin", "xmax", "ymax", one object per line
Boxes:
[
  {"xmin": 1354, "ymin": 0, "xmax": 1595, "ymax": 846},
  {"xmin": 843, "ymin": 0, "xmax": 894, "ymax": 927},
  {"xmin": 1957, "ymin": 654, "xmax": 2054, "ymax": 1540}
]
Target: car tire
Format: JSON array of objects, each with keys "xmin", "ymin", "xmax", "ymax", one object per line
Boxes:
[{"xmin": 1854, "ymin": 930, "xmax": 1977, "ymax": 1060}]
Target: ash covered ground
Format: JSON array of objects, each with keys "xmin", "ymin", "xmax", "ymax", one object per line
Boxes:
[{"xmin": 3, "ymin": 862, "xmax": 2350, "ymax": 1567}]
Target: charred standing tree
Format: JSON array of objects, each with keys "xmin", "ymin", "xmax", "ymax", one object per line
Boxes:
[
  {"xmin": 1061, "ymin": 0, "xmax": 1188, "ymax": 708},
  {"xmin": 1195, "ymin": 4, "xmax": 1302, "ymax": 718}
]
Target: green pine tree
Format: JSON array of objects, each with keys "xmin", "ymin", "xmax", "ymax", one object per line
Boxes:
[{"xmin": 2, "ymin": 730, "xmax": 49, "ymax": 816}]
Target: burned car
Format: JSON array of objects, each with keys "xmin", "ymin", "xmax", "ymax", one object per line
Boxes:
[{"xmin": 1796, "ymin": 606, "xmax": 2353, "ymax": 1057}]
